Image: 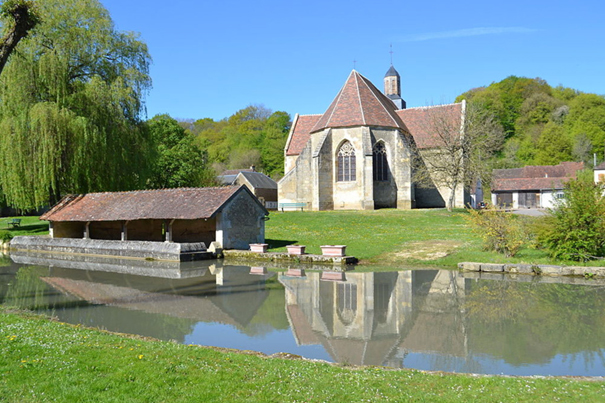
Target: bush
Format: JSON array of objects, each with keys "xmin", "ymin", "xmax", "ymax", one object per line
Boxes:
[
  {"xmin": 536, "ymin": 171, "xmax": 605, "ymax": 261},
  {"xmin": 467, "ymin": 206, "xmax": 525, "ymax": 257},
  {"xmin": 0, "ymin": 230, "xmax": 13, "ymax": 243}
]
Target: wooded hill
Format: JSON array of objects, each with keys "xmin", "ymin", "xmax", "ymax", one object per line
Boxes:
[
  {"xmin": 456, "ymin": 76, "xmax": 605, "ymax": 168},
  {"xmin": 178, "ymin": 105, "xmax": 291, "ymax": 180}
]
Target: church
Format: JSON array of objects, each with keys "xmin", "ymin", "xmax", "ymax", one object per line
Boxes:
[{"xmin": 278, "ymin": 66, "xmax": 469, "ymax": 210}]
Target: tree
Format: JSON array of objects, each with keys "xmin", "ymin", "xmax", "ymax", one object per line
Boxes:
[
  {"xmin": 413, "ymin": 101, "xmax": 505, "ymax": 211},
  {"xmin": 0, "ymin": 0, "xmax": 151, "ymax": 209},
  {"xmin": 260, "ymin": 111, "xmax": 291, "ymax": 178},
  {"xmin": 536, "ymin": 171, "xmax": 605, "ymax": 261},
  {"xmin": 0, "ymin": 0, "xmax": 39, "ymax": 75},
  {"xmin": 534, "ymin": 122, "xmax": 572, "ymax": 165},
  {"xmin": 146, "ymin": 114, "xmax": 215, "ymax": 189}
]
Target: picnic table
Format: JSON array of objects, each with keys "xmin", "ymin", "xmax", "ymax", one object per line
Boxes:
[{"xmin": 7, "ymin": 218, "xmax": 21, "ymax": 228}]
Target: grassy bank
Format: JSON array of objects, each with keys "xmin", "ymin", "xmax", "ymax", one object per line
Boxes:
[
  {"xmin": 1, "ymin": 210, "xmax": 592, "ymax": 269},
  {"xmin": 0, "ymin": 216, "xmax": 48, "ymax": 237},
  {"xmin": 265, "ymin": 209, "xmax": 556, "ymax": 269},
  {"xmin": 1, "ymin": 307, "xmax": 603, "ymax": 403}
]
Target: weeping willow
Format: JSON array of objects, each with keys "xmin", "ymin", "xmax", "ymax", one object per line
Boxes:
[{"xmin": 0, "ymin": 0, "xmax": 152, "ymax": 209}]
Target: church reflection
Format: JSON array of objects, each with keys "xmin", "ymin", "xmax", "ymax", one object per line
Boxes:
[
  {"xmin": 280, "ymin": 270, "xmax": 468, "ymax": 368},
  {"xmin": 3, "ymin": 251, "xmax": 605, "ymax": 375}
]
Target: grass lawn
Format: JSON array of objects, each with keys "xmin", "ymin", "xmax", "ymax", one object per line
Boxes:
[
  {"xmin": 1, "ymin": 307, "xmax": 604, "ymax": 403},
  {"xmin": 0, "ymin": 216, "xmax": 49, "ymax": 237},
  {"xmin": 1, "ymin": 210, "xmax": 597, "ymax": 269},
  {"xmin": 265, "ymin": 209, "xmax": 564, "ymax": 269}
]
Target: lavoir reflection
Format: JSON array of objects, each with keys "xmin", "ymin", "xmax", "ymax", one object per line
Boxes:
[{"xmin": 2, "ymin": 252, "xmax": 605, "ymax": 376}]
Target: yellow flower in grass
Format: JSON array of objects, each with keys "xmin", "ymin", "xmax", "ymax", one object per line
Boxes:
[{"xmin": 138, "ymin": 355, "xmax": 143, "ymax": 360}]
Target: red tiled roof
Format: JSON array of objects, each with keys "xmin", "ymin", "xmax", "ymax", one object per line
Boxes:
[
  {"xmin": 397, "ymin": 103, "xmax": 464, "ymax": 149},
  {"xmin": 285, "ymin": 114, "xmax": 322, "ymax": 156},
  {"xmin": 310, "ymin": 70, "xmax": 408, "ymax": 133},
  {"xmin": 492, "ymin": 162, "xmax": 584, "ymax": 191},
  {"xmin": 40, "ymin": 186, "xmax": 257, "ymax": 222}
]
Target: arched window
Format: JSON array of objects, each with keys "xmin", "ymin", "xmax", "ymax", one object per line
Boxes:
[
  {"xmin": 373, "ymin": 142, "xmax": 389, "ymax": 181},
  {"xmin": 337, "ymin": 141, "xmax": 356, "ymax": 182},
  {"xmin": 337, "ymin": 283, "xmax": 357, "ymax": 325}
]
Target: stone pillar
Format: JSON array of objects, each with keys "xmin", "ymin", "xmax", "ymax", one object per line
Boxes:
[
  {"xmin": 164, "ymin": 219, "xmax": 174, "ymax": 243},
  {"xmin": 121, "ymin": 221, "xmax": 128, "ymax": 241},
  {"xmin": 83, "ymin": 222, "xmax": 90, "ymax": 239},
  {"xmin": 49, "ymin": 222, "xmax": 54, "ymax": 238}
]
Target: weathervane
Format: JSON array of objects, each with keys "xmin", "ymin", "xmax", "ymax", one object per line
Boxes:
[
  {"xmin": 389, "ymin": 44, "xmax": 393, "ymax": 65},
  {"xmin": 353, "ymin": 58, "xmax": 357, "ymax": 69}
]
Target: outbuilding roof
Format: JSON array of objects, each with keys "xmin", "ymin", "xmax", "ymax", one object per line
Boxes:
[
  {"xmin": 40, "ymin": 186, "xmax": 267, "ymax": 222},
  {"xmin": 492, "ymin": 162, "xmax": 584, "ymax": 191}
]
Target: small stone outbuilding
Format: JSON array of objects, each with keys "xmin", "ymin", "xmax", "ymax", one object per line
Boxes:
[{"xmin": 39, "ymin": 186, "xmax": 268, "ymax": 250}]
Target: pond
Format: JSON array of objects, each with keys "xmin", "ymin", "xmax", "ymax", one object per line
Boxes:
[{"xmin": 2, "ymin": 251, "xmax": 605, "ymax": 377}]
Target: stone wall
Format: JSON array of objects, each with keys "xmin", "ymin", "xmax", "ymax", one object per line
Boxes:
[
  {"xmin": 416, "ymin": 148, "xmax": 468, "ymax": 208},
  {"xmin": 216, "ymin": 190, "xmax": 266, "ymax": 249},
  {"xmin": 10, "ymin": 236, "xmax": 208, "ymax": 261}
]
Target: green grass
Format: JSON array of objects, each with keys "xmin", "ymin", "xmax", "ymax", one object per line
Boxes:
[
  {"xmin": 265, "ymin": 209, "xmax": 566, "ymax": 269},
  {"xmin": 1, "ymin": 307, "xmax": 603, "ymax": 403},
  {"xmin": 3, "ymin": 210, "xmax": 599, "ymax": 269},
  {"xmin": 0, "ymin": 216, "xmax": 49, "ymax": 237}
]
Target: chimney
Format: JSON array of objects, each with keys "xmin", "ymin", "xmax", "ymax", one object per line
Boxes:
[{"xmin": 250, "ymin": 165, "xmax": 256, "ymax": 172}]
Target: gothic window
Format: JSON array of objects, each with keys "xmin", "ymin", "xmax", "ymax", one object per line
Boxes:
[
  {"xmin": 337, "ymin": 283, "xmax": 357, "ymax": 325},
  {"xmin": 337, "ymin": 141, "xmax": 356, "ymax": 182},
  {"xmin": 373, "ymin": 142, "xmax": 389, "ymax": 181}
]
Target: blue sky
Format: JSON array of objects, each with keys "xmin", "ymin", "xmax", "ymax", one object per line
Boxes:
[{"xmin": 100, "ymin": 0, "xmax": 605, "ymax": 122}]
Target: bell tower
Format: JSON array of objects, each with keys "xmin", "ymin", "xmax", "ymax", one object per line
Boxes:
[{"xmin": 384, "ymin": 65, "xmax": 406, "ymax": 110}]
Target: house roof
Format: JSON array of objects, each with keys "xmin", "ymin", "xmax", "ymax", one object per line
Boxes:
[
  {"xmin": 40, "ymin": 186, "xmax": 266, "ymax": 222},
  {"xmin": 595, "ymin": 161, "xmax": 605, "ymax": 170},
  {"xmin": 220, "ymin": 168, "xmax": 254, "ymax": 176},
  {"xmin": 238, "ymin": 171, "xmax": 277, "ymax": 190},
  {"xmin": 216, "ymin": 174, "xmax": 238, "ymax": 186},
  {"xmin": 396, "ymin": 103, "xmax": 464, "ymax": 149},
  {"xmin": 492, "ymin": 162, "xmax": 584, "ymax": 192},
  {"xmin": 309, "ymin": 70, "xmax": 408, "ymax": 134}
]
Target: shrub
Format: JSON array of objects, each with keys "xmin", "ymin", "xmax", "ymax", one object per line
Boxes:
[
  {"xmin": 536, "ymin": 171, "xmax": 605, "ymax": 261},
  {"xmin": 0, "ymin": 230, "xmax": 13, "ymax": 243},
  {"xmin": 467, "ymin": 206, "xmax": 525, "ymax": 257}
]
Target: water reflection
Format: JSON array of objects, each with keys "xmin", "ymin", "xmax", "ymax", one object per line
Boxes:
[{"xmin": 1, "ymin": 251, "xmax": 605, "ymax": 376}]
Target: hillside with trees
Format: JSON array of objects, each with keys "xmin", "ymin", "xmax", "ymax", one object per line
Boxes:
[
  {"xmin": 457, "ymin": 76, "xmax": 605, "ymax": 169},
  {"xmin": 179, "ymin": 105, "xmax": 291, "ymax": 180}
]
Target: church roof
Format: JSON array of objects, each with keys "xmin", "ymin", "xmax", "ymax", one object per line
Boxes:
[
  {"xmin": 384, "ymin": 65, "xmax": 400, "ymax": 78},
  {"xmin": 309, "ymin": 70, "xmax": 408, "ymax": 133},
  {"xmin": 284, "ymin": 72, "xmax": 466, "ymax": 156},
  {"xmin": 396, "ymin": 103, "xmax": 464, "ymax": 149},
  {"xmin": 285, "ymin": 114, "xmax": 322, "ymax": 156}
]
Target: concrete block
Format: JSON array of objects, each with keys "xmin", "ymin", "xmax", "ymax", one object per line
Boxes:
[
  {"xmin": 504, "ymin": 264, "xmax": 534, "ymax": 274},
  {"xmin": 539, "ymin": 265, "xmax": 563, "ymax": 276},
  {"xmin": 480, "ymin": 263, "xmax": 504, "ymax": 272},
  {"xmin": 458, "ymin": 262, "xmax": 481, "ymax": 272},
  {"xmin": 320, "ymin": 271, "xmax": 346, "ymax": 282}
]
